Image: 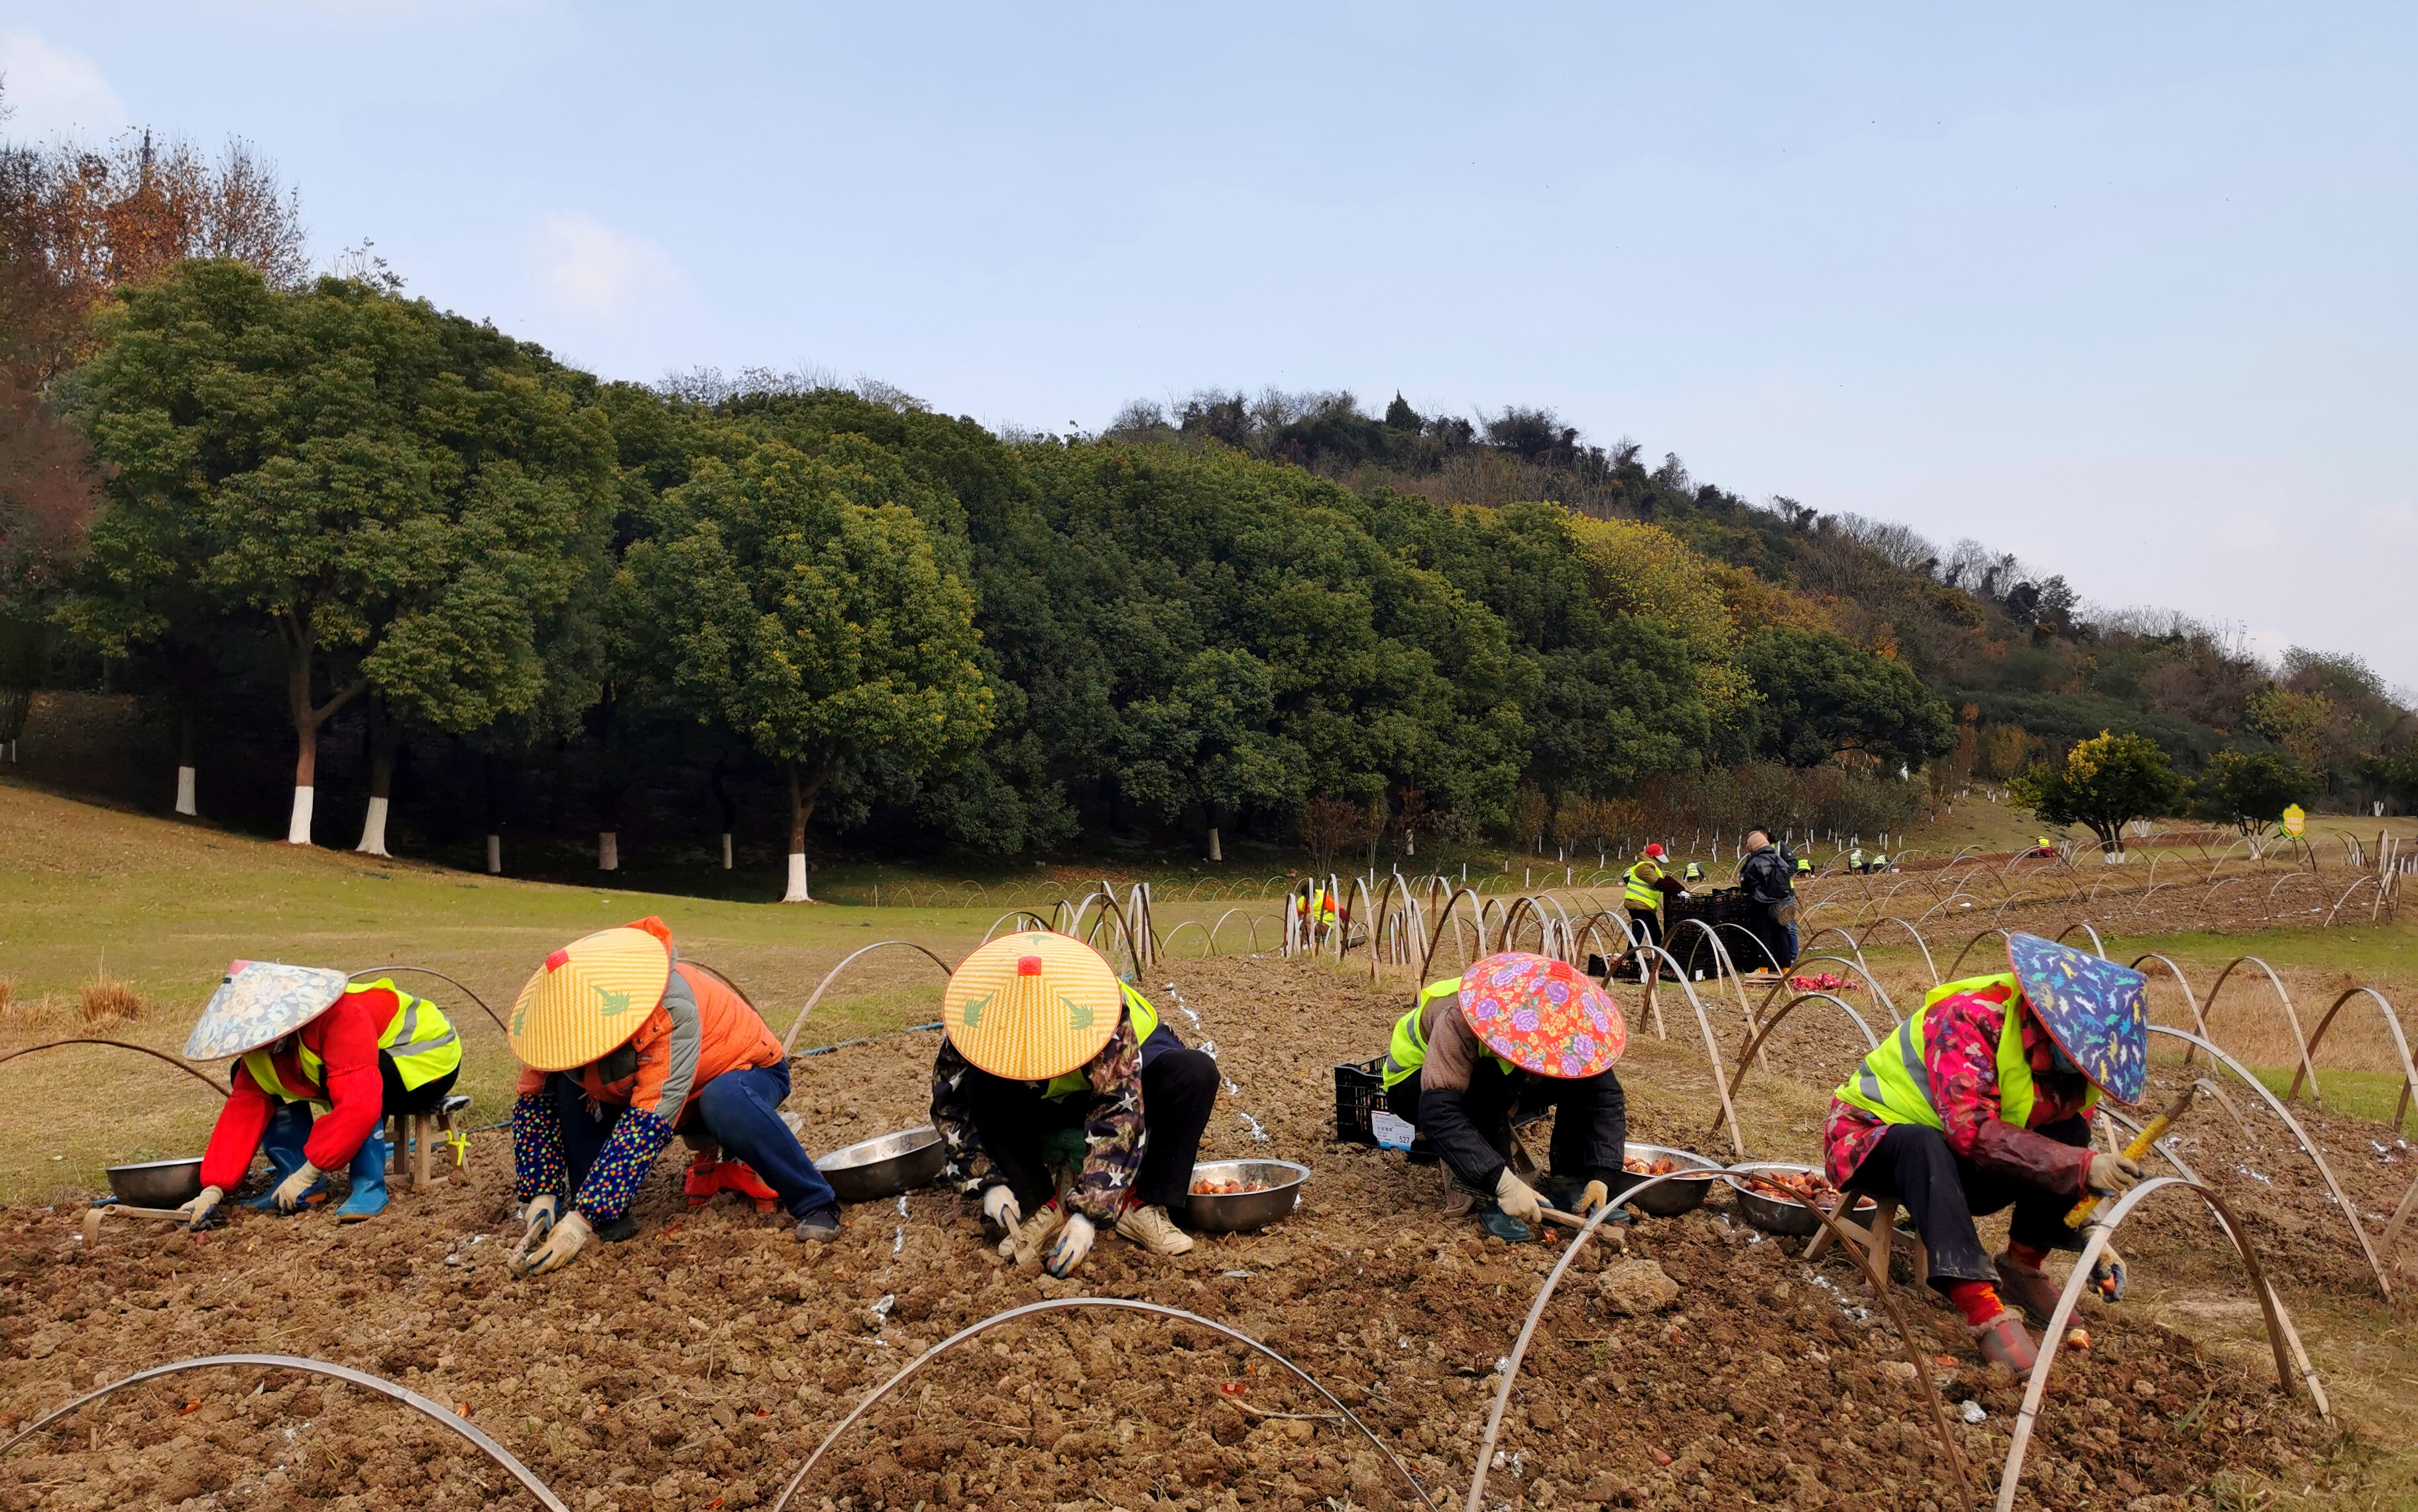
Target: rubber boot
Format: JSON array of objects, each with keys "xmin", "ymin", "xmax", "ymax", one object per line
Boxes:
[
  {"xmin": 683, "ymin": 1149, "xmax": 724, "ymax": 1210},
  {"xmin": 242, "ymin": 1102, "xmax": 321, "ymax": 1210},
  {"xmin": 1475, "ymin": 1200, "xmax": 1536, "ymax": 1244},
  {"xmin": 716, "ymin": 1158, "xmax": 780, "ymax": 1214},
  {"xmin": 336, "ymin": 1135, "xmax": 390, "ymax": 1222}
]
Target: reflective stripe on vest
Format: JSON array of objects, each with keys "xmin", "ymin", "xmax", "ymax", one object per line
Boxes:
[
  {"xmin": 239, "ymin": 1046, "xmax": 321, "ymax": 1106},
  {"xmin": 1833, "ymin": 972, "xmax": 2096, "ymax": 1130},
  {"xmin": 1623, "ymin": 861, "xmax": 1663, "ymax": 911},
  {"xmin": 1383, "ymin": 976, "xmax": 1463, "ymax": 1089},
  {"xmin": 284, "ymin": 982, "xmax": 461, "ymax": 1096},
  {"xmin": 1039, "ymin": 984, "xmax": 1159, "ymax": 1100}
]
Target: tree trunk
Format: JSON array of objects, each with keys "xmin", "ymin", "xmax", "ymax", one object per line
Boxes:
[
  {"xmin": 1207, "ymin": 825, "xmax": 1222, "ymax": 863},
  {"xmin": 710, "ymin": 754, "xmax": 738, "ymax": 870},
  {"xmin": 783, "ymin": 759, "xmax": 829, "ymax": 903},
  {"xmin": 722, "ymin": 833, "xmax": 734, "ymax": 870},
  {"xmin": 288, "ymin": 719, "xmax": 318, "ymax": 845},
  {"xmin": 174, "ymin": 697, "xmax": 198, "ymax": 817},
  {"xmin": 278, "ymin": 618, "xmax": 361, "ymax": 848},
  {"xmin": 355, "ymin": 699, "xmax": 400, "ymax": 857},
  {"xmin": 599, "ymin": 831, "xmax": 619, "ymax": 870},
  {"xmin": 486, "ymin": 834, "xmax": 502, "ymax": 874}
]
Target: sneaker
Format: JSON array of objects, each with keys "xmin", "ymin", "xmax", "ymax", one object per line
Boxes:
[
  {"xmin": 1993, "ymin": 1251, "xmax": 2062, "ymax": 1328},
  {"xmin": 1969, "ymin": 1308, "xmax": 2038, "ymax": 1379},
  {"xmin": 1115, "ymin": 1202, "xmax": 1195, "ymax": 1257},
  {"xmin": 792, "ymin": 1205, "xmax": 842, "ymax": 1242},
  {"xmin": 597, "ymin": 1213, "xmax": 641, "ymax": 1243}
]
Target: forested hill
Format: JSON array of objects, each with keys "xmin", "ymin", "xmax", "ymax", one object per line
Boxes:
[{"xmin": 6, "ymin": 255, "xmax": 2415, "ymax": 873}]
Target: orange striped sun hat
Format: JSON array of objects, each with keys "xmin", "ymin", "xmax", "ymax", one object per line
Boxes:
[
  {"xmin": 508, "ymin": 926, "xmax": 675, "ymax": 1072},
  {"xmin": 943, "ymin": 931, "xmax": 1122, "ymax": 1080}
]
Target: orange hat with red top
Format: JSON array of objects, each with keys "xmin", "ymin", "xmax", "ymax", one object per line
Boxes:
[{"xmin": 508, "ymin": 917, "xmax": 676, "ymax": 1071}]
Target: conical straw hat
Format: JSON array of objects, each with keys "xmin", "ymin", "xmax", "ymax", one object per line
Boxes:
[
  {"xmin": 183, "ymin": 960, "xmax": 350, "ymax": 1061},
  {"xmin": 509, "ymin": 926, "xmax": 675, "ymax": 1072},
  {"xmin": 943, "ymin": 931, "xmax": 1122, "ymax": 1080},
  {"xmin": 2006, "ymin": 933, "xmax": 2149, "ymax": 1106},
  {"xmin": 1456, "ymin": 951, "xmax": 1627, "ymax": 1079}
]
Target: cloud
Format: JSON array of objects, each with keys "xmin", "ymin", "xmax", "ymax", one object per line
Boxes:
[
  {"xmin": 0, "ymin": 32, "xmax": 127, "ymax": 141},
  {"xmin": 522, "ymin": 212, "xmax": 687, "ymax": 321}
]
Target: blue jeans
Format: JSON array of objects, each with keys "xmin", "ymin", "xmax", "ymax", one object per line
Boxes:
[{"xmin": 550, "ymin": 1061, "xmax": 836, "ymax": 1218}]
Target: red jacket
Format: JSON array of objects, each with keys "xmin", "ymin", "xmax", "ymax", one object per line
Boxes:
[{"xmin": 199, "ymin": 986, "xmax": 403, "ymax": 1191}]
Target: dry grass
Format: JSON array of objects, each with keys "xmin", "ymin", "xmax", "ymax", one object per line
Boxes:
[{"xmin": 76, "ymin": 972, "xmax": 144, "ymax": 1027}]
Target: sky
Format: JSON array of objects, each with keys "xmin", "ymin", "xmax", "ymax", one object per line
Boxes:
[{"xmin": 7, "ymin": 4, "xmax": 2414, "ymax": 687}]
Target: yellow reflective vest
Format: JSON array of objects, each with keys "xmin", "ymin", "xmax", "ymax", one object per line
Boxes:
[
  {"xmin": 1623, "ymin": 860, "xmax": 1665, "ymax": 911},
  {"xmin": 1833, "ymin": 972, "xmax": 2097, "ymax": 1131},
  {"xmin": 1383, "ymin": 976, "xmax": 1516, "ymax": 1089},
  {"xmin": 239, "ymin": 981, "xmax": 460, "ymax": 1106},
  {"xmin": 1039, "ymin": 982, "xmax": 1159, "ymax": 1100}
]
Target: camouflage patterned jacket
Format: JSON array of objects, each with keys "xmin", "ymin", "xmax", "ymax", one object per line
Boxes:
[{"xmin": 931, "ymin": 1006, "xmax": 1147, "ymax": 1224}]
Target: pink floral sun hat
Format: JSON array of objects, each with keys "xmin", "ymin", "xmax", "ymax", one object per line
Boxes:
[{"xmin": 1457, "ymin": 951, "xmax": 1627, "ymax": 1079}]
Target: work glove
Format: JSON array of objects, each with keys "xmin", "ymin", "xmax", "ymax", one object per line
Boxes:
[
  {"xmin": 1493, "ymin": 1169, "xmax": 1544, "ymax": 1224},
  {"xmin": 1575, "ymin": 1179, "xmax": 1611, "ymax": 1218},
  {"xmin": 980, "ymin": 1185, "xmax": 1021, "ymax": 1232},
  {"xmin": 1044, "ymin": 1213, "xmax": 1096, "ymax": 1278},
  {"xmin": 516, "ymin": 1194, "xmax": 558, "ymax": 1255},
  {"xmin": 2085, "ymin": 1153, "xmax": 2144, "ymax": 1198},
  {"xmin": 270, "ymin": 1162, "xmax": 324, "ymax": 1212},
  {"xmin": 2091, "ymin": 1245, "xmax": 2128, "ymax": 1303},
  {"xmin": 176, "ymin": 1185, "xmax": 225, "ymax": 1230},
  {"xmin": 512, "ymin": 1210, "xmax": 593, "ymax": 1279}
]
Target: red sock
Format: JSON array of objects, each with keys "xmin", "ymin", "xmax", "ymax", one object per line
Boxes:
[
  {"xmin": 2007, "ymin": 1240, "xmax": 2051, "ymax": 1269},
  {"xmin": 1947, "ymin": 1279, "xmax": 2006, "ymax": 1327}
]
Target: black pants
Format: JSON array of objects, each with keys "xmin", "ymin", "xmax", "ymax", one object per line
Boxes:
[
  {"xmin": 1842, "ymin": 1118, "xmax": 2090, "ymax": 1288},
  {"xmin": 1626, "ymin": 908, "xmax": 1662, "ymax": 961},
  {"xmin": 376, "ymin": 1054, "xmax": 459, "ymax": 1118},
  {"xmin": 964, "ymin": 1048, "xmax": 1219, "ymax": 1212},
  {"xmin": 1385, "ymin": 1061, "xmax": 1626, "ymax": 1189}
]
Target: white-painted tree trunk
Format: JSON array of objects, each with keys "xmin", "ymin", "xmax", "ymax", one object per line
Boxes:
[
  {"xmin": 783, "ymin": 850, "xmax": 811, "ymax": 903},
  {"xmin": 485, "ymin": 834, "xmax": 502, "ymax": 874},
  {"xmin": 355, "ymin": 795, "xmax": 392, "ymax": 856},
  {"xmin": 1206, "ymin": 826, "xmax": 1222, "ymax": 862},
  {"xmin": 598, "ymin": 831, "xmax": 619, "ymax": 870},
  {"xmin": 286, "ymin": 785, "xmax": 315, "ymax": 845},
  {"xmin": 1405, "ymin": 830, "xmax": 1414, "ymax": 857},
  {"xmin": 174, "ymin": 766, "xmax": 198, "ymax": 817},
  {"xmin": 720, "ymin": 833, "xmax": 734, "ymax": 870}
]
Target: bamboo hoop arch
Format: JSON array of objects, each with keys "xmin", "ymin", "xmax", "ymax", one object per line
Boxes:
[
  {"xmin": 0, "ymin": 1353, "xmax": 569, "ymax": 1511},
  {"xmin": 2201, "ymin": 957, "xmax": 2325, "ymax": 1110},
  {"xmin": 781, "ymin": 941, "xmax": 957, "ymax": 1054},
  {"xmin": 2293, "ymin": 986, "xmax": 2418, "ymax": 1129},
  {"xmin": 765, "ymin": 1298, "xmax": 1438, "ymax": 1512},
  {"xmin": 1708, "ymin": 991, "xmax": 1884, "ymax": 1145},
  {"xmin": 0, "ymin": 1037, "xmax": 227, "ymax": 1095}
]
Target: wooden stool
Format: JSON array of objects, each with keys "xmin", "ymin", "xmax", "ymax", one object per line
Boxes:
[
  {"xmin": 386, "ymin": 1093, "xmax": 474, "ymax": 1191},
  {"xmin": 1805, "ymin": 1194, "xmax": 1929, "ymax": 1291}
]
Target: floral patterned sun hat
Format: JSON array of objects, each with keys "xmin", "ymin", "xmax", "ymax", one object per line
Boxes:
[
  {"xmin": 183, "ymin": 960, "xmax": 351, "ymax": 1061},
  {"xmin": 1456, "ymin": 951, "xmax": 1627, "ymax": 1079},
  {"xmin": 2006, "ymin": 933, "xmax": 2150, "ymax": 1106}
]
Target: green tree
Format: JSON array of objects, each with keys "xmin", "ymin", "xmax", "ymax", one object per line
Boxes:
[
  {"xmin": 1737, "ymin": 628, "xmax": 1956, "ymax": 772},
  {"xmin": 68, "ymin": 260, "xmax": 618, "ymax": 848},
  {"xmin": 2191, "ymin": 747, "xmax": 2315, "ymax": 835},
  {"xmin": 622, "ymin": 441, "xmax": 993, "ymax": 901},
  {"xmin": 2008, "ymin": 729, "xmax": 2188, "ymax": 854}
]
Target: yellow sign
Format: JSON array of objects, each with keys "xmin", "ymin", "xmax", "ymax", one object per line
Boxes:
[{"xmin": 2281, "ymin": 804, "xmax": 2306, "ymax": 837}]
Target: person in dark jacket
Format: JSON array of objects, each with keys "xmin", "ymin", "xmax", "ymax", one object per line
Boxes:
[{"xmin": 1737, "ymin": 827, "xmax": 1799, "ymax": 971}]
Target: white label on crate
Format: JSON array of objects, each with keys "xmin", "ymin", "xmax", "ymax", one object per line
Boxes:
[{"xmin": 1371, "ymin": 1111, "xmax": 1417, "ymax": 1150}]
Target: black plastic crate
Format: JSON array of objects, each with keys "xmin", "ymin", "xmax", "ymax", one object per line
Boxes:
[{"xmin": 1334, "ymin": 1057, "xmax": 1387, "ymax": 1147}]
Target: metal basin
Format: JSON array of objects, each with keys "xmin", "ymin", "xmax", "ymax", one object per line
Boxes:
[
  {"xmin": 1724, "ymin": 1160, "xmax": 1876, "ymax": 1237},
  {"xmin": 1607, "ymin": 1143, "xmax": 1721, "ymax": 1216},
  {"xmin": 106, "ymin": 1157, "xmax": 204, "ymax": 1208},
  {"xmin": 1182, "ymin": 1159, "xmax": 1309, "ymax": 1233},
  {"xmin": 815, "ymin": 1126, "xmax": 945, "ymax": 1204}
]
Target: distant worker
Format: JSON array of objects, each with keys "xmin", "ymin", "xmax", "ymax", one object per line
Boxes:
[
  {"xmin": 1797, "ymin": 854, "xmax": 1815, "ymax": 878},
  {"xmin": 1849, "ymin": 845, "xmax": 1865, "ymax": 874},
  {"xmin": 177, "ymin": 962, "xmax": 462, "ymax": 1228},
  {"xmin": 504, "ymin": 917, "xmax": 841, "ymax": 1278},
  {"xmin": 1619, "ymin": 843, "xmax": 1688, "ymax": 980},
  {"xmin": 1682, "ymin": 860, "xmax": 1703, "ymax": 884},
  {"xmin": 932, "ymin": 932, "xmax": 1218, "ymax": 1275},
  {"xmin": 1824, "ymin": 935, "xmax": 2148, "ymax": 1379},
  {"xmin": 1379, "ymin": 952, "xmax": 1628, "ymax": 1243},
  {"xmin": 1296, "ymin": 882, "xmax": 1341, "ymax": 941},
  {"xmin": 1737, "ymin": 827, "xmax": 1800, "ymax": 972}
]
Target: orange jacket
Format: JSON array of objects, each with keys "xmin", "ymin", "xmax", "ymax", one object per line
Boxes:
[{"xmin": 516, "ymin": 947, "xmax": 782, "ymax": 1126}]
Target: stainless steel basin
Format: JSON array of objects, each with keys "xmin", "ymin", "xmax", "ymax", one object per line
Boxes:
[
  {"xmin": 106, "ymin": 1157, "xmax": 204, "ymax": 1208},
  {"xmin": 1725, "ymin": 1160, "xmax": 1876, "ymax": 1236},
  {"xmin": 1605, "ymin": 1143, "xmax": 1721, "ymax": 1216},
  {"xmin": 816, "ymin": 1126, "xmax": 947, "ymax": 1204},
  {"xmin": 1181, "ymin": 1159, "xmax": 1309, "ymax": 1233}
]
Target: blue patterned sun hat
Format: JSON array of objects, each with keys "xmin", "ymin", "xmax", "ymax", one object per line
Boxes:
[
  {"xmin": 2006, "ymin": 934, "xmax": 2149, "ymax": 1105},
  {"xmin": 183, "ymin": 960, "xmax": 351, "ymax": 1061}
]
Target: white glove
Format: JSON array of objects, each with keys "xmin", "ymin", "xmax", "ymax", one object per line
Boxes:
[
  {"xmin": 518, "ymin": 1194, "xmax": 557, "ymax": 1253},
  {"xmin": 981, "ymin": 1185, "xmax": 1021, "ymax": 1232},
  {"xmin": 2092, "ymin": 1246, "xmax": 2128, "ymax": 1303},
  {"xmin": 512, "ymin": 1210, "xmax": 593, "ymax": 1278},
  {"xmin": 1493, "ymin": 1169, "xmax": 1543, "ymax": 1224},
  {"xmin": 1045, "ymin": 1213, "xmax": 1097, "ymax": 1278},
  {"xmin": 1576, "ymin": 1179, "xmax": 1611, "ymax": 1218},
  {"xmin": 271, "ymin": 1163, "xmax": 323, "ymax": 1212},
  {"xmin": 2086, "ymin": 1153, "xmax": 2143, "ymax": 1197},
  {"xmin": 177, "ymin": 1185, "xmax": 225, "ymax": 1228}
]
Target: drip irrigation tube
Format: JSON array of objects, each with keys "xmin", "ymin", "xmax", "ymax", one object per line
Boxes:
[
  {"xmin": 781, "ymin": 941, "xmax": 957, "ymax": 1054},
  {"xmin": 0, "ymin": 1353, "xmax": 569, "ymax": 1511},
  {"xmin": 0, "ymin": 1037, "xmax": 225, "ymax": 1094},
  {"xmin": 766, "ymin": 1297, "xmax": 1438, "ymax": 1512}
]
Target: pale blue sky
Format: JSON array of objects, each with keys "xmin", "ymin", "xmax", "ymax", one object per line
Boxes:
[{"xmin": 8, "ymin": 5, "xmax": 2414, "ymax": 686}]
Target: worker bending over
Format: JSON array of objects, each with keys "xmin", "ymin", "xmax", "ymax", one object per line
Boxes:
[
  {"xmin": 178, "ymin": 962, "xmax": 461, "ymax": 1227},
  {"xmin": 1381, "ymin": 951, "xmax": 1628, "ymax": 1242},
  {"xmin": 505, "ymin": 918, "xmax": 840, "ymax": 1277},
  {"xmin": 933, "ymin": 933, "xmax": 1217, "ymax": 1276},
  {"xmin": 1619, "ymin": 843, "xmax": 1688, "ymax": 980},
  {"xmin": 1825, "ymin": 933, "xmax": 2146, "ymax": 1377}
]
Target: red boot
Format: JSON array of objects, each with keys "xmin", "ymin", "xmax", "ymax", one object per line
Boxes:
[
  {"xmin": 683, "ymin": 1149, "xmax": 724, "ymax": 1210},
  {"xmin": 715, "ymin": 1158, "xmax": 779, "ymax": 1214}
]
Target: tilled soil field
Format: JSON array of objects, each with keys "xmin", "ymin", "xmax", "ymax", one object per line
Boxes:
[{"xmin": 0, "ymin": 953, "xmax": 2384, "ymax": 1511}]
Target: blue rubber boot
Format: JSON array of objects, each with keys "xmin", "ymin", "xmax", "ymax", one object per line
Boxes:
[
  {"xmin": 242, "ymin": 1102, "xmax": 323, "ymax": 1211},
  {"xmin": 1475, "ymin": 1200, "xmax": 1536, "ymax": 1244},
  {"xmin": 335, "ymin": 1135, "xmax": 390, "ymax": 1222}
]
